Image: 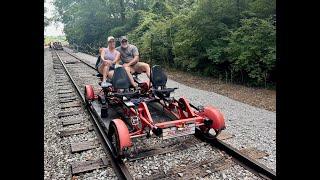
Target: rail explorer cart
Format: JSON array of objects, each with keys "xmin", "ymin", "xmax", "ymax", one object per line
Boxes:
[
  {"xmin": 53, "ymin": 42, "xmax": 63, "ymax": 50},
  {"xmin": 84, "ymin": 65, "xmax": 226, "ymax": 158}
]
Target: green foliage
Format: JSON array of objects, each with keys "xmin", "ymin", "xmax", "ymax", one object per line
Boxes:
[
  {"xmin": 227, "ymin": 17, "xmax": 275, "ymax": 85},
  {"xmin": 248, "ymin": 0, "xmax": 276, "ymax": 18},
  {"xmin": 127, "ymin": 11, "xmax": 158, "ymax": 42},
  {"xmin": 53, "ymin": 0, "xmax": 276, "ymax": 87},
  {"xmin": 151, "ymin": 0, "xmax": 174, "ymax": 18}
]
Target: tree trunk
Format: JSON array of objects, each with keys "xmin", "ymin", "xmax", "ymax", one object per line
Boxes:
[
  {"xmin": 264, "ymin": 72, "xmax": 267, "ymax": 89},
  {"xmin": 236, "ymin": 0, "xmax": 241, "ymax": 25},
  {"xmin": 241, "ymin": 70, "xmax": 244, "ymax": 83},
  {"xmin": 150, "ymin": 34, "xmax": 153, "ymax": 63},
  {"xmin": 119, "ymin": 0, "xmax": 125, "ymax": 23},
  {"xmin": 225, "ymin": 70, "xmax": 228, "ymax": 84},
  {"xmin": 237, "ymin": 0, "xmax": 240, "ymax": 12},
  {"xmin": 230, "ymin": 69, "xmax": 233, "ymax": 83}
]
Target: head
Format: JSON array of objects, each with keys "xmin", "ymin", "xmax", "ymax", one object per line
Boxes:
[
  {"xmin": 107, "ymin": 36, "xmax": 115, "ymax": 48},
  {"xmin": 120, "ymin": 36, "xmax": 128, "ymax": 49}
]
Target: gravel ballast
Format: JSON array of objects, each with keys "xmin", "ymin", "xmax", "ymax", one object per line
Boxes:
[{"xmin": 45, "ymin": 48, "xmax": 71, "ymax": 179}]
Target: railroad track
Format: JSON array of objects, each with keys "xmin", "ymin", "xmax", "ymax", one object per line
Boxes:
[
  {"xmin": 50, "ymin": 48, "xmax": 276, "ymax": 179},
  {"xmin": 51, "ymin": 49, "xmax": 132, "ymax": 179}
]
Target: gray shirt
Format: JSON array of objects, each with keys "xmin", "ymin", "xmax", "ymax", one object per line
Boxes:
[{"xmin": 116, "ymin": 44, "xmax": 139, "ymax": 64}]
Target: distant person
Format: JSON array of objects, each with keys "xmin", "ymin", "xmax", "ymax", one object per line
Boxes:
[
  {"xmin": 96, "ymin": 36, "xmax": 121, "ymax": 88},
  {"xmin": 116, "ymin": 36, "xmax": 150, "ymax": 83}
]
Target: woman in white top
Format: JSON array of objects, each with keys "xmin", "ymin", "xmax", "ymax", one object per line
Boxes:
[{"xmin": 97, "ymin": 36, "xmax": 121, "ymax": 87}]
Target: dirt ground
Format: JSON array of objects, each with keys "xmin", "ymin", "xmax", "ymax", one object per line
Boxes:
[{"xmin": 165, "ymin": 68, "xmax": 276, "ymax": 112}]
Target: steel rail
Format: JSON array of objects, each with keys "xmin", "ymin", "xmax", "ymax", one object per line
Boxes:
[
  {"xmin": 63, "ymin": 49, "xmax": 97, "ymax": 70},
  {"xmin": 54, "ymin": 50, "xmax": 133, "ymax": 180}
]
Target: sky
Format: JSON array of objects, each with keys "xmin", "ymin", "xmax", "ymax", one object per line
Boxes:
[{"xmin": 44, "ymin": 0, "xmax": 65, "ymax": 36}]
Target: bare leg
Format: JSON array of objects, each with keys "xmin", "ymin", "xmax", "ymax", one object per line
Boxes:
[
  {"xmin": 140, "ymin": 64, "xmax": 150, "ymax": 86},
  {"xmin": 124, "ymin": 66, "xmax": 137, "ymax": 87},
  {"xmin": 143, "ymin": 64, "xmax": 151, "ymax": 78},
  {"xmin": 108, "ymin": 70, "xmax": 114, "ymax": 79},
  {"xmin": 133, "ymin": 62, "xmax": 151, "ymax": 79},
  {"xmin": 102, "ymin": 66, "xmax": 110, "ymax": 82},
  {"xmin": 98, "ymin": 64, "xmax": 110, "ymax": 82}
]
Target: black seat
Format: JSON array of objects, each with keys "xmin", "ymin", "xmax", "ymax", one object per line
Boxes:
[
  {"xmin": 150, "ymin": 65, "xmax": 177, "ymax": 97},
  {"xmin": 112, "ymin": 67, "xmax": 131, "ymax": 89},
  {"xmin": 110, "ymin": 67, "xmax": 138, "ymax": 98},
  {"xmin": 150, "ymin": 65, "xmax": 167, "ymax": 89},
  {"xmin": 95, "ymin": 56, "xmax": 101, "ymax": 69}
]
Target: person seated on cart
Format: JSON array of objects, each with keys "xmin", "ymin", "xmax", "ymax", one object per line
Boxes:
[
  {"xmin": 97, "ymin": 36, "xmax": 138, "ymax": 88},
  {"xmin": 97, "ymin": 36, "xmax": 121, "ymax": 88},
  {"xmin": 116, "ymin": 36, "xmax": 150, "ymax": 86}
]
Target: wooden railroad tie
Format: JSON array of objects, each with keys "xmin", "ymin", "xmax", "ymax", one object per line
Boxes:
[
  {"xmin": 71, "ymin": 157, "xmax": 109, "ymax": 175},
  {"xmin": 70, "ymin": 139, "xmax": 100, "ymax": 153},
  {"xmin": 59, "ymin": 125, "xmax": 94, "ymax": 137}
]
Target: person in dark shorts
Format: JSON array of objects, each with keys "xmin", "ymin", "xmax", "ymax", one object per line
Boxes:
[{"xmin": 116, "ymin": 36, "xmax": 150, "ymax": 87}]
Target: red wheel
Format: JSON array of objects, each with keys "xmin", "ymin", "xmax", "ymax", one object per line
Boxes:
[
  {"xmin": 107, "ymin": 119, "xmax": 132, "ymax": 158},
  {"xmin": 84, "ymin": 85, "xmax": 94, "ymax": 104},
  {"xmin": 197, "ymin": 106, "xmax": 225, "ymax": 138}
]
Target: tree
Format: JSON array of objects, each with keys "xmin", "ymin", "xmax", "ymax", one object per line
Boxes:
[
  {"xmin": 44, "ymin": 3, "xmax": 51, "ymax": 27},
  {"xmin": 52, "ymin": 0, "xmax": 276, "ymax": 87},
  {"xmin": 227, "ymin": 17, "xmax": 275, "ymax": 86}
]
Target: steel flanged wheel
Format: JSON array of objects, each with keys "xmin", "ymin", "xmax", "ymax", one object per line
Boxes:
[{"xmin": 200, "ymin": 126, "xmax": 221, "ymax": 140}]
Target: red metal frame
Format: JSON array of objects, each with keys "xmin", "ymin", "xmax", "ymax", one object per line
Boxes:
[
  {"xmin": 89, "ymin": 77, "xmax": 225, "ymax": 152},
  {"xmin": 124, "ymin": 97, "xmax": 225, "ymax": 141}
]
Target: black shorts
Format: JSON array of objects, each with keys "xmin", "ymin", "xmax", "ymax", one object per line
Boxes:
[
  {"xmin": 110, "ymin": 64, "xmax": 115, "ymax": 70},
  {"xmin": 96, "ymin": 63, "xmax": 115, "ymax": 71}
]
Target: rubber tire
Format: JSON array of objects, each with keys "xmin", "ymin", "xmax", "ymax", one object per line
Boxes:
[
  {"xmin": 84, "ymin": 85, "xmax": 94, "ymax": 105},
  {"xmin": 107, "ymin": 122, "xmax": 122, "ymax": 158}
]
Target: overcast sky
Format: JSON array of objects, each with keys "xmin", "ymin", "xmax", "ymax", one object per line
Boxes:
[{"xmin": 44, "ymin": 0, "xmax": 64, "ymax": 36}]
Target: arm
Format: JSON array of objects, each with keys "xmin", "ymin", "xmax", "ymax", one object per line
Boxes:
[
  {"xmin": 113, "ymin": 52, "xmax": 121, "ymax": 64},
  {"xmin": 126, "ymin": 45, "xmax": 139, "ymax": 66},
  {"xmin": 100, "ymin": 48, "xmax": 106, "ymax": 61},
  {"xmin": 127, "ymin": 54, "xmax": 139, "ymax": 66}
]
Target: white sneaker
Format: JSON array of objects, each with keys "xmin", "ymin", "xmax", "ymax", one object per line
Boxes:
[{"xmin": 101, "ymin": 81, "xmax": 108, "ymax": 88}]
